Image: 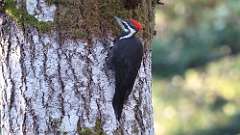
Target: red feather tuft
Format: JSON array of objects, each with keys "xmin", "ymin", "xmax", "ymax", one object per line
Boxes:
[{"xmin": 130, "ymin": 19, "xmax": 142, "ymax": 31}]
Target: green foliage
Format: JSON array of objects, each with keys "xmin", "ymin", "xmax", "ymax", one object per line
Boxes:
[
  {"xmin": 4, "ymin": 0, "xmax": 53, "ymax": 32},
  {"xmin": 153, "ymin": 55, "xmax": 240, "ymax": 135},
  {"xmin": 153, "ymin": 2, "xmax": 240, "ymax": 134},
  {"xmin": 153, "ymin": 0, "xmax": 240, "ymax": 77}
]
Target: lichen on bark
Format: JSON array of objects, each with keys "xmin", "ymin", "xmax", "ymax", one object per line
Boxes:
[
  {"xmin": 3, "ymin": 0, "xmax": 54, "ymax": 32},
  {"xmin": 77, "ymin": 119, "xmax": 105, "ymax": 135},
  {"xmin": 53, "ymin": 0, "xmax": 156, "ymax": 40},
  {"xmin": 1, "ymin": 0, "xmax": 155, "ymax": 134},
  {"xmin": 3, "ymin": 0, "xmax": 156, "ymax": 41}
]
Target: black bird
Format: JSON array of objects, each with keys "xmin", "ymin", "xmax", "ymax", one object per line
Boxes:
[{"xmin": 112, "ymin": 16, "xmax": 143, "ymax": 120}]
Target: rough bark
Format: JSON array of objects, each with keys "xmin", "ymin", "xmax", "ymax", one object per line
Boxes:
[{"xmin": 0, "ymin": 0, "xmax": 154, "ymax": 135}]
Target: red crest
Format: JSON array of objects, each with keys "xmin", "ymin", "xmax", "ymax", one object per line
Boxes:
[{"xmin": 130, "ymin": 19, "xmax": 142, "ymax": 31}]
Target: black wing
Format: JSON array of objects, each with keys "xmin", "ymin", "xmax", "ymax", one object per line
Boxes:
[{"xmin": 112, "ymin": 38, "xmax": 143, "ymax": 120}]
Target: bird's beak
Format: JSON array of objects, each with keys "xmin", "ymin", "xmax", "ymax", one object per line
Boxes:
[
  {"xmin": 114, "ymin": 16, "xmax": 121, "ymax": 21},
  {"xmin": 114, "ymin": 16, "xmax": 122, "ymax": 26},
  {"xmin": 114, "ymin": 16, "xmax": 128, "ymax": 32}
]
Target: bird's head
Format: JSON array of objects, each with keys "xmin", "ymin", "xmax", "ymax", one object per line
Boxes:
[{"xmin": 114, "ymin": 16, "xmax": 142, "ymax": 33}]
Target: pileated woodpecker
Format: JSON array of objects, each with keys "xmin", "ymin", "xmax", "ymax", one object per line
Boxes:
[{"xmin": 112, "ymin": 16, "xmax": 143, "ymax": 120}]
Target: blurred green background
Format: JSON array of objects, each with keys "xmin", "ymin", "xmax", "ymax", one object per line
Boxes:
[{"xmin": 152, "ymin": 0, "xmax": 240, "ymax": 135}]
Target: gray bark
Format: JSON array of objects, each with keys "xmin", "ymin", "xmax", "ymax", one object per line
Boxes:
[{"xmin": 0, "ymin": 0, "xmax": 154, "ymax": 135}]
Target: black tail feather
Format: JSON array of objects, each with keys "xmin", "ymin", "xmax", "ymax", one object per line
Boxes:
[
  {"xmin": 112, "ymin": 70, "xmax": 137, "ymax": 120},
  {"xmin": 112, "ymin": 94, "xmax": 124, "ymax": 120}
]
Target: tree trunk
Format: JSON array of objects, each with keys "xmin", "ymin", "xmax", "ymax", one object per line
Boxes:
[{"xmin": 0, "ymin": 0, "xmax": 155, "ymax": 134}]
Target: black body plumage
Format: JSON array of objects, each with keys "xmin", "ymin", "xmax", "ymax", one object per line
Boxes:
[{"xmin": 112, "ymin": 34, "xmax": 143, "ymax": 120}]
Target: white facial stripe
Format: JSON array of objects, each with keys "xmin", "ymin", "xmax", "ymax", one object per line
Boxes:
[
  {"xmin": 115, "ymin": 17, "xmax": 128, "ymax": 32},
  {"xmin": 121, "ymin": 20, "xmax": 130, "ymax": 32},
  {"xmin": 119, "ymin": 24, "xmax": 136, "ymax": 40}
]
